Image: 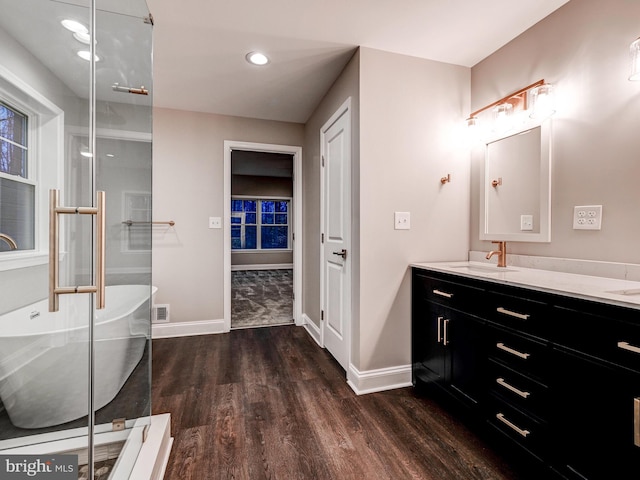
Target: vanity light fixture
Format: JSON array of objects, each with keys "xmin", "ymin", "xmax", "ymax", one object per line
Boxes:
[
  {"xmin": 529, "ymin": 83, "xmax": 556, "ymax": 119},
  {"xmin": 440, "ymin": 173, "xmax": 451, "ymax": 184},
  {"xmin": 246, "ymin": 51, "xmax": 269, "ymax": 66},
  {"xmin": 493, "ymin": 103, "xmax": 514, "ymax": 133},
  {"xmin": 629, "ymin": 37, "xmax": 640, "ymax": 81},
  {"xmin": 466, "ymin": 79, "xmax": 555, "ymax": 131}
]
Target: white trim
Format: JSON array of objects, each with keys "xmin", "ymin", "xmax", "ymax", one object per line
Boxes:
[
  {"xmin": 346, "ymin": 364, "xmax": 413, "ymax": 395},
  {"xmin": 302, "ymin": 313, "xmax": 322, "ymax": 345},
  {"xmin": 224, "ymin": 141, "xmax": 303, "ymax": 333},
  {"xmin": 128, "ymin": 413, "xmax": 173, "ymax": 480},
  {"xmin": 0, "ymin": 414, "xmax": 172, "ymax": 480},
  {"xmin": 151, "ymin": 319, "xmax": 225, "ymax": 338},
  {"xmin": 0, "ymin": 64, "xmax": 64, "ymax": 271},
  {"xmin": 231, "ymin": 263, "xmax": 293, "ymax": 271}
]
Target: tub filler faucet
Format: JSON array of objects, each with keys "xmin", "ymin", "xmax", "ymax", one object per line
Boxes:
[
  {"xmin": 0, "ymin": 233, "xmax": 17, "ymax": 250},
  {"xmin": 486, "ymin": 241, "xmax": 507, "ymax": 267}
]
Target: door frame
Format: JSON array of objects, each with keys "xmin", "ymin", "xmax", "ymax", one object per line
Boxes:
[
  {"xmin": 319, "ymin": 97, "xmax": 352, "ymax": 366},
  {"xmin": 223, "ymin": 140, "xmax": 303, "ymax": 332}
]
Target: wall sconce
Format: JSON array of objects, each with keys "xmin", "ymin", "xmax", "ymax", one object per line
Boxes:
[
  {"xmin": 466, "ymin": 79, "xmax": 555, "ymax": 133},
  {"xmin": 629, "ymin": 37, "xmax": 640, "ymax": 81},
  {"xmin": 440, "ymin": 173, "xmax": 451, "ymax": 184}
]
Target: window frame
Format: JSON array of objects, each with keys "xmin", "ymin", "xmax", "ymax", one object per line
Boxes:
[
  {"xmin": 231, "ymin": 195, "xmax": 292, "ymax": 252},
  {"xmin": 0, "ymin": 66, "xmax": 64, "ymax": 271}
]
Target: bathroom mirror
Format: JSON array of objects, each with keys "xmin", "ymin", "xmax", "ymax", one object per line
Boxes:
[{"xmin": 480, "ymin": 119, "xmax": 551, "ymax": 242}]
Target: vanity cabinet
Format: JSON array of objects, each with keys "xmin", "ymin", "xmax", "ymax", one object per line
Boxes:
[
  {"xmin": 411, "ymin": 267, "xmax": 640, "ymax": 480},
  {"xmin": 411, "ymin": 272, "xmax": 486, "ymax": 409},
  {"xmin": 550, "ymin": 299, "xmax": 640, "ymax": 480}
]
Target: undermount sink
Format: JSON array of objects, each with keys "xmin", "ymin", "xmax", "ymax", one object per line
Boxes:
[
  {"xmin": 448, "ymin": 264, "xmax": 518, "ymax": 274},
  {"xmin": 605, "ymin": 288, "xmax": 640, "ymax": 296}
]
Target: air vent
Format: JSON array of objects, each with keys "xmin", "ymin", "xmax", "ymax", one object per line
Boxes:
[{"xmin": 153, "ymin": 304, "xmax": 170, "ymax": 323}]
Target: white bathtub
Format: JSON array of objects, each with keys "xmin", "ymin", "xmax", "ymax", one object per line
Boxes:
[{"xmin": 0, "ymin": 285, "xmax": 156, "ymax": 429}]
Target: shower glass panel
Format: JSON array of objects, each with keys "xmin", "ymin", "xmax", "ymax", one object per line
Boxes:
[{"xmin": 0, "ymin": 0, "xmax": 153, "ymax": 478}]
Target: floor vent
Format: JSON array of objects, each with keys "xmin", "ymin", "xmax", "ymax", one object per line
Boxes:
[{"xmin": 153, "ymin": 304, "xmax": 170, "ymax": 323}]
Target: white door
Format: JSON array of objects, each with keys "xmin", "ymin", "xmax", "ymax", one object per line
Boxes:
[{"xmin": 321, "ymin": 99, "xmax": 351, "ymax": 371}]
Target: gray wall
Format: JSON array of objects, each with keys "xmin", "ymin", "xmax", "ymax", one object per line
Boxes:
[
  {"xmin": 303, "ymin": 49, "xmax": 360, "ymax": 331},
  {"xmin": 356, "ymin": 48, "xmax": 470, "ymax": 371},
  {"xmin": 152, "ymin": 108, "xmax": 304, "ymax": 322},
  {"xmin": 470, "ymin": 0, "xmax": 640, "ymax": 264}
]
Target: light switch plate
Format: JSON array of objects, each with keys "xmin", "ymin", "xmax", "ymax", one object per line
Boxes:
[
  {"xmin": 520, "ymin": 214, "xmax": 534, "ymax": 231},
  {"xmin": 209, "ymin": 216, "xmax": 222, "ymax": 229},
  {"xmin": 394, "ymin": 212, "xmax": 410, "ymax": 230}
]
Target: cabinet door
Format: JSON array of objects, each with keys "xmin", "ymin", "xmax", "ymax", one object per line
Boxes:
[
  {"xmin": 552, "ymin": 348, "xmax": 640, "ymax": 479},
  {"xmin": 413, "ymin": 300, "xmax": 448, "ymax": 388},
  {"xmin": 448, "ymin": 311, "xmax": 485, "ymax": 408}
]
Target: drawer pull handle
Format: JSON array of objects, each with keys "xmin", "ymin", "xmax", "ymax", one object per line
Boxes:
[
  {"xmin": 496, "ymin": 377, "xmax": 530, "ymax": 399},
  {"xmin": 496, "ymin": 342, "xmax": 530, "ymax": 360},
  {"xmin": 635, "ymin": 398, "xmax": 640, "ymax": 448},
  {"xmin": 496, "ymin": 413, "xmax": 530, "ymax": 438},
  {"xmin": 618, "ymin": 341, "xmax": 640, "ymax": 355},
  {"xmin": 496, "ymin": 307, "xmax": 530, "ymax": 320},
  {"xmin": 443, "ymin": 319, "xmax": 449, "ymax": 346},
  {"xmin": 433, "ymin": 289, "xmax": 453, "ymax": 298}
]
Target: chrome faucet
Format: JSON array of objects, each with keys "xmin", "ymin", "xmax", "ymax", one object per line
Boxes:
[
  {"xmin": 0, "ymin": 233, "xmax": 18, "ymax": 250},
  {"xmin": 486, "ymin": 241, "xmax": 507, "ymax": 267}
]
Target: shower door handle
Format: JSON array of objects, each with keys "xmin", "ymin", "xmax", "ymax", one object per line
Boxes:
[{"xmin": 49, "ymin": 189, "xmax": 106, "ymax": 312}]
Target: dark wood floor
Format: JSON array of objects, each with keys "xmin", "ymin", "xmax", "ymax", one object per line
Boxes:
[{"xmin": 152, "ymin": 326, "xmax": 537, "ymax": 480}]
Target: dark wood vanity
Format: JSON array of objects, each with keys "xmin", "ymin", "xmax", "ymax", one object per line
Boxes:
[{"xmin": 412, "ymin": 265, "xmax": 640, "ymax": 480}]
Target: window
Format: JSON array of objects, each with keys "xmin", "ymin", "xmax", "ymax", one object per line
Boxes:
[
  {"xmin": 0, "ymin": 100, "xmax": 34, "ymax": 252},
  {"xmin": 231, "ymin": 197, "xmax": 290, "ymax": 250}
]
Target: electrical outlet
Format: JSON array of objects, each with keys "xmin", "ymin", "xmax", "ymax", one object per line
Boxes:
[
  {"xmin": 209, "ymin": 216, "xmax": 222, "ymax": 229},
  {"xmin": 573, "ymin": 205, "xmax": 602, "ymax": 230}
]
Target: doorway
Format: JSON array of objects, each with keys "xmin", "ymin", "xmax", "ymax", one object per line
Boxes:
[{"xmin": 223, "ymin": 141, "xmax": 302, "ymax": 332}]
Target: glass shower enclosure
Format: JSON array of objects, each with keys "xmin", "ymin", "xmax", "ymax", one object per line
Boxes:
[{"xmin": 0, "ymin": 0, "xmax": 154, "ymax": 478}]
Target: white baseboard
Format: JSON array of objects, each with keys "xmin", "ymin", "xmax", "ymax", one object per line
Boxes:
[
  {"xmin": 347, "ymin": 364, "xmax": 412, "ymax": 395},
  {"xmin": 152, "ymin": 319, "xmax": 226, "ymax": 338},
  {"xmin": 231, "ymin": 263, "xmax": 293, "ymax": 271},
  {"xmin": 301, "ymin": 313, "xmax": 322, "ymax": 346}
]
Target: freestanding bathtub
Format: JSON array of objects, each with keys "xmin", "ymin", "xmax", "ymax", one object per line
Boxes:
[{"xmin": 0, "ymin": 285, "xmax": 157, "ymax": 429}]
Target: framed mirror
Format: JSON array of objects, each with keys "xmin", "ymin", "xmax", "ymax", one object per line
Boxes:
[{"xmin": 480, "ymin": 119, "xmax": 551, "ymax": 242}]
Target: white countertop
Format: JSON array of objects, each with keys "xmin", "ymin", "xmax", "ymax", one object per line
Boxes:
[{"xmin": 411, "ymin": 261, "xmax": 640, "ymax": 310}]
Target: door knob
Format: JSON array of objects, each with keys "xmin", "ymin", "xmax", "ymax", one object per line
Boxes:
[{"xmin": 332, "ymin": 249, "xmax": 347, "ymax": 259}]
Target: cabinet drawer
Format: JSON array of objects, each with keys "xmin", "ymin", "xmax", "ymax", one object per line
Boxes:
[
  {"xmin": 487, "ymin": 358, "xmax": 550, "ymax": 420},
  {"xmin": 486, "ymin": 394, "xmax": 549, "ymax": 457},
  {"xmin": 486, "ymin": 325, "xmax": 549, "ymax": 381},
  {"xmin": 484, "ymin": 290, "xmax": 549, "ymax": 339},
  {"xmin": 554, "ymin": 304, "xmax": 640, "ymax": 373},
  {"xmin": 413, "ymin": 273, "xmax": 484, "ymax": 313}
]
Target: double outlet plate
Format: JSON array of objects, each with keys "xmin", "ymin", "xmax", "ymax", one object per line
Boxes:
[{"xmin": 573, "ymin": 205, "xmax": 602, "ymax": 230}]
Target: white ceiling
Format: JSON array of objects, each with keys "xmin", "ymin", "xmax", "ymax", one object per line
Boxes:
[{"xmin": 147, "ymin": 0, "xmax": 570, "ymax": 124}]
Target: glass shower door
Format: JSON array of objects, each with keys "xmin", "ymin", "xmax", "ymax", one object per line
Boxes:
[{"xmin": 0, "ymin": 0, "xmax": 153, "ymax": 478}]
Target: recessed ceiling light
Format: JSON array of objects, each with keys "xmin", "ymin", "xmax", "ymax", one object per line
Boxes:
[
  {"xmin": 77, "ymin": 50, "xmax": 100, "ymax": 62},
  {"xmin": 73, "ymin": 31, "xmax": 92, "ymax": 45},
  {"xmin": 246, "ymin": 51, "xmax": 269, "ymax": 66},
  {"xmin": 61, "ymin": 19, "xmax": 88, "ymax": 34},
  {"xmin": 80, "ymin": 150, "xmax": 93, "ymax": 158}
]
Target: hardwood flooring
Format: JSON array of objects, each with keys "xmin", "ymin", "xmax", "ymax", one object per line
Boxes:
[{"xmin": 152, "ymin": 326, "xmax": 537, "ymax": 480}]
